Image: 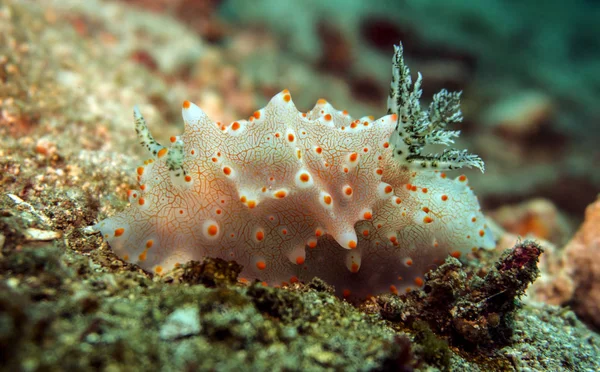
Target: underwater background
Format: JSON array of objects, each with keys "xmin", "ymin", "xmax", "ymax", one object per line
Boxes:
[{"xmin": 0, "ymin": 0, "xmax": 599, "ymax": 370}]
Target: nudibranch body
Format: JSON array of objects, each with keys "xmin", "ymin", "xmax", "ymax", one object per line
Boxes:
[{"xmin": 94, "ymin": 44, "xmax": 494, "ymax": 298}]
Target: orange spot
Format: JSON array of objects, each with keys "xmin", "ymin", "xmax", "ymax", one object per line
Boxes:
[
  {"xmin": 308, "ymin": 240, "xmax": 317, "ymax": 248},
  {"xmin": 390, "ymin": 114, "xmax": 398, "ymax": 121},
  {"xmin": 155, "ymin": 266, "xmax": 163, "ymax": 274},
  {"xmin": 411, "ymin": 186, "xmax": 417, "ymax": 192},
  {"xmin": 389, "ymin": 236, "xmax": 397, "ymax": 244},
  {"xmin": 315, "ymin": 147, "xmax": 323, "ymax": 154},
  {"xmin": 223, "ymin": 167, "xmax": 232, "ymax": 176},
  {"xmin": 405, "ymin": 183, "xmax": 412, "ymax": 190},
  {"xmin": 247, "ymin": 200, "xmax": 256, "ymax": 209},
  {"xmin": 137, "ymin": 167, "xmax": 144, "ymax": 176},
  {"xmin": 275, "ymin": 133, "xmax": 280, "ymax": 138},
  {"xmin": 290, "ymin": 276, "xmax": 299, "ymax": 284},
  {"xmin": 138, "ymin": 251, "xmax": 147, "ymax": 261},
  {"xmin": 376, "ymin": 168, "xmax": 383, "ymax": 175},
  {"xmin": 216, "ymin": 209, "xmax": 222, "ymax": 215},
  {"xmin": 351, "ymin": 263, "xmax": 359, "ymax": 273},
  {"xmin": 422, "ymin": 207, "xmax": 430, "ymax": 213},
  {"xmin": 256, "ymin": 261, "xmax": 266, "ymax": 270},
  {"xmin": 300, "ymin": 173, "xmax": 310, "ymax": 182},
  {"xmin": 423, "ymin": 216, "xmax": 433, "ymax": 224},
  {"xmin": 170, "ymin": 136, "xmax": 176, "ymax": 143},
  {"xmin": 140, "ymin": 184, "xmax": 146, "ymax": 191},
  {"xmin": 145, "ymin": 240, "xmax": 153, "ymax": 249},
  {"xmin": 342, "ymin": 110, "xmax": 348, "ymax": 115},
  {"xmin": 384, "ymin": 185, "xmax": 393, "ymax": 194},
  {"xmin": 324, "ymin": 114, "xmax": 332, "ymax": 121},
  {"xmin": 363, "ymin": 147, "xmax": 369, "ymax": 153},
  {"xmin": 315, "ymin": 229, "xmax": 323, "ymax": 237},
  {"xmin": 283, "ymin": 94, "xmax": 291, "ymax": 102},
  {"xmin": 343, "ymin": 167, "xmax": 349, "ymax": 173},
  {"xmin": 317, "ymin": 98, "xmax": 327, "ymax": 105},
  {"xmin": 441, "ymin": 172, "xmax": 447, "ymax": 178},
  {"xmin": 138, "ymin": 198, "xmax": 145, "ymax": 206},
  {"xmin": 383, "ymin": 142, "xmax": 389, "ymax": 148},
  {"xmin": 479, "ymin": 229, "xmax": 485, "ymax": 237},
  {"xmin": 295, "ymin": 256, "xmax": 305, "ymax": 265},
  {"xmin": 390, "ymin": 285, "xmax": 398, "ymax": 295},
  {"xmin": 343, "ymin": 289, "xmax": 351, "ymax": 298},
  {"xmin": 414, "ymin": 277, "xmax": 424, "ymax": 287},
  {"xmin": 422, "ymin": 188, "xmax": 428, "ymax": 193},
  {"xmin": 348, "ymin": 240, "xmax": 357, "ymax": 249},
  {"xmin": 212, "ymin": 157, "xmax": 218, "ymax": 162},
  {"xmin": 405, "ymin": 259, "xmax": 413, "ymax": 266},
  {"xmin": 363, "ymin": 211, "xmax": 372, "ymax": 219},
  {"xmin": 302, "ymin": 113, "xmax": 307, "ymax": 117},
  {"xmin": 261, "ymin": 281, "xmax": 268, "ymax": 287},
  {"xmin": 182, "ymin": 100, "xmax": 190, "ymax": 109},
  {"xmin": 282, "ymin": 89, "xmax": 290, "ymax": 94},
  {"xmin": 240, "ymin": 196, "xmax": 247, "ymax": 203},
  {"xmin": 362, "ymin": 230, "xmax": 369, "ymax": 237},
  {"xmin": 459, "ymin": 175, "xmax": 467, "ymax": 182},
  {"xmin": 450, "ymin": 251, "xmax": 462, "ymax": 258},
  {"xmin": 350, "ymin": 122, "xmax": 357, "ymax": 129},
  {"xmin": 441, "ymin": 195, "xmax": 448, "ymax": 201},
  {"xmin": 185, "ymin": 175, "xmax": 192, "ymax": 182},
  {"xmin": 231, "ymin": 121, "xmax": 240, "ymax": 131},
  {"xmin": 395, "ymin": 197, "xmax": 402, "ymax": 204},
  {"xmin": 323, "ymin": 195, "xmax": 332, "ymax": 205},
  {"xmin": 471, "ymin": 217, "xmax": 477, "ymax": 222},
  {"xmin": 349, "ymin": 152, "xmax": 358, "ymax": 162},
  {"xmin": 207, "ymin": 224, "xmax": 218, "ymax": 236},
  {"xmin": 157, "ymin": 148, "xmax": 168, "ymax": 158},
  {"xmin": 253, "ymin": 111, "xmax": 261, "ymax": 119},
  {"xmin": 275, "ymin": 190, "xmax": 287, "ymax": 198},
  {"xmin": 123, "ymin": 254, "xmax": 129, "ymax": 261},
  {"xmin": 344, "ymin": 186, "xmax": 353, "ymax": 196},
  {"xmin": 282, "ymin": 229, "xmax": 288, "ymax": 235},
  {"xmin": 287, "ymin": 133, "xmax": 295, "ymax": 142},
  {"xmin": 114, "ymin": 228, "xmax": 125, "ymax": 237}
]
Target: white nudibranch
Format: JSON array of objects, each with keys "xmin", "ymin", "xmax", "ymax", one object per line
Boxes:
[{"xmin": 94, "ymin": 43, "xmax": 494, "ymax": 298}]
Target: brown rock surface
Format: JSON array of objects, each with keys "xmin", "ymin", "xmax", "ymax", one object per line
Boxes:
[{"xmin": 564, "ymin": 197, "xmax": 600, "ymax": 331}]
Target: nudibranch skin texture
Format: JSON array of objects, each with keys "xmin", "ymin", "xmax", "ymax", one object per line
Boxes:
[{"xmin": 95, "ymin": 91, "xmax": 494, "ymax": 298}]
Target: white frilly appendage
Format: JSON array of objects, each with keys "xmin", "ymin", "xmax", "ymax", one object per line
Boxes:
[{"xmin": 387, "ymin": 44, "xmax": 484, "ymax": 172}]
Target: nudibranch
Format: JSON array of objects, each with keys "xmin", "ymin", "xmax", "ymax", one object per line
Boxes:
[{"xmin": 94, "ymin": 44, "xmax": 495, "ymax": 298}]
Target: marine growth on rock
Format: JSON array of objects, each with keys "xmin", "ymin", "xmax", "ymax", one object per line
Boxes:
[{"xmin": 94, "ymin": 44, "xmax": 495, "ymax": 298}]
